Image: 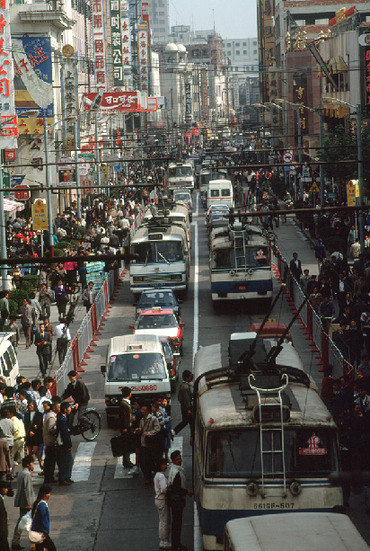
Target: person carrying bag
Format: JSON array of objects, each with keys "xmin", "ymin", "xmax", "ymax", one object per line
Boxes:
[{"xmin": 29, "ymin": 484, "xmax": 56, "ymax": 550}]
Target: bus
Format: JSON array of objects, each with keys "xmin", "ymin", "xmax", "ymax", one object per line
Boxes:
[
  {"xmin": 129, "ymin": 220, "xmax": 190, "ymax": 297},
  {"xmin": 166, "ymin": 161, "xmax": 195, "ymax": 191},
  {"xmin": 193, "ymin": 331, "xmax": 343, "ymax": 550},
  {"xmin": 224, "ymin": 513, "xmax": 368, "ymax": 551},
  {"xmin": 199, "ymin": 168, "xmax": 227, "ymax": 209},
  {"xmin": 209, "ymin": 219, "xmax": 272, "ymax": 306},
  {"xmin": 143, "ymin": 201, "xmax": 191, "ymax": 250}
]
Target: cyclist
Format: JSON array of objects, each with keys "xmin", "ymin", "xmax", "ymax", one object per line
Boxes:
[{"xmin": 62, "ymin": 370, "xmax": 90, "ymax": 428}]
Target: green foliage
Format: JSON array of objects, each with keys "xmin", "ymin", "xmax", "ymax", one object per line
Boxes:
[
  {"xmin": 9, "ymin": 289, "xmax": 29, "ymax": 313},
  {"xmin": 57, "ymin": 239, "xmax": 78, "ymax": 250},
  {"xmin": 17, "ymin": 275, "xmax": 38, "ymax": 294},
  {"xmin": 8, "ymin": 299, "xmax": 18, "ymax": 317},
  {"xmin": 320, "ymin": 124, "xmax": 356, "ymax": 182}
]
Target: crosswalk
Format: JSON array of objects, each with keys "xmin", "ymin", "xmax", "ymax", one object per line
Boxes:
[{"xmin": 70, "ymin": 436, "xmax": 183, "ymax": 482}]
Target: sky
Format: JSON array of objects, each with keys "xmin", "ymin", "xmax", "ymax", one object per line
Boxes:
[{"xmin": 169, "ymin": 0, "xmax": 257, "ymax": 40}]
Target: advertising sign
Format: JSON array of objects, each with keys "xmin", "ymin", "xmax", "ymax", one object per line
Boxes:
[
  {"xmin": 58, "ymin": 158, "xmax": 76, "ymax": 186},
  {"xmin": 121, "ymin": 0, "xmax": 132, "ymax": 86},
  {"xmin": 13, "ymin": 37, "xmax": 53, "ymax": 121},
  {"xmin": 61, "ymin": 46, "xmax": 78, "ymax": 149},
  {"xmin": 83, "ymin": 91, "xmax": 142, "ymax": 112},
  {"xmin": 347, "ymin": 180, "xmax": 358, "ymax": 206},
  {"xmin": 110, "ymin": 0, "xmax": 124, "ymax": 86},
  {"xmin": 92, "ymin": 0, "xmax": 108, "ymax": 90},
  {"xmin": 366, "ymin": 47, "xmax": 370, "ymax": 117},
  {"xmin": 137, "ymin": 24, "xmax": 149, "ymax": 92},
  {"xmin": 0, "ymin": 0, "xmax": 18, "ymax": 149},
  {"xmin": 32, "ymin": 198, "xmax": 48, "ymax": 231}
]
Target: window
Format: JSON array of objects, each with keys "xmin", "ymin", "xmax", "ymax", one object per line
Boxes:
[
  {"xmin": 243, "ymin": 50, "xmax": 247, "ymax": 55},
  {"xmin": 253, "ymin": 50, "xmax": 257, "ymax": 55},
  {"xmin": 236, "ymin": 50, "xmax": 240, "ymax": 56},
  {"xmin": 235, "ymin": 42, "xmax": 240, "ymax": 46},
  {"xmin": 108, "ymin": 353, "xmax": 166, "ymax": 381},
  {"xmin": 243, "ymin": 42, "xmax": 247, "ymax": 46},
  {"xmin": 227, "ymin": 51, "xmax": 231, "ymax": 56}
]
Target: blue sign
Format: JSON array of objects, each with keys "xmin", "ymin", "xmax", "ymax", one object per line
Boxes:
[
  {"xmin": 11, "ymin": 175, "xmax": 25, "ymax": 188},
  {"xmin": 114, "ymin": 163, "xmax": 121, "ymax": 172},
  {"xmin": 13, "ymin": 37, "xmax": 54, "ymax": 118}
]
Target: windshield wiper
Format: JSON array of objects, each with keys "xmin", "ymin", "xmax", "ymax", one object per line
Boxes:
[{"xmin": 158, "ymin": 252, "xmax": 170, "ymax": 264}]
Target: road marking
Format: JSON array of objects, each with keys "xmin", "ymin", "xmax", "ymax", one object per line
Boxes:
[
  {"xmin": 114, "ymin": 437, "xmax": 183, "ymax": 479},
  {"xmin": 71, "ymin": 441, "xmax": 97, "ymax": 482}
]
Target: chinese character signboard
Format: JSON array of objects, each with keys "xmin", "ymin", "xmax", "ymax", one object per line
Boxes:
[
  {"xmin": 92, "ymin": 0, "xmax": 108, "ymax": 90},
  {"xmin": 0, "ymin": 0, "xmax": 17, "ymax": 149},
  {"xmin": 32, "ymin": 198, "xmax": 48, "ymax": 231},
  {"xmin": 110, "ymin": 0, "xmax": 124, "ymax": 86},
  {"xmin": 137, "ymin": 24, "xmax": 149, "ymax": 92},
  {"xmin": 121, "ymin": 0, "xmax": 132, "ymax": 86},
  {"xmin": 83, "ymin": 91, "xmax": 142, "ymax": 112},
  {"xmin": 58, "ymin": 158, "xmax": 76, "ymax": 186},
  {"xmin": 365, "ymin": 47, "xmax": 370, "ymax": 117},
  {"xmin": 185, "ymin": 83, "xmax": 191, "ymax": 116},
  {"xmin": 13, "ymin": 37, "xmax": 53, "ymax": 126}
]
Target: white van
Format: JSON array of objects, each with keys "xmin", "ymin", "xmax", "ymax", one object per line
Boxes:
[
  {"xmin": 101, "ymin": 334, "xmax": 171, "ymax": 427},
  {"xmin": 224, "ymin": 513, "xmax": 369, "ymax": 551},
  {"xmin": 0, "ymin": 332, "xmax": 20, "ymax": 386},
  {"xmin": 207, "ymin": 179, "xmax": 234, "ymax": 209}
]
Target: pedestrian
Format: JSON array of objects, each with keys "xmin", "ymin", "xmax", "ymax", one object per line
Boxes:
[
  {"xmin": 137, "ymin": 404, "xmax": 161, "ymax": 484},
  {"xmin": 167, "ymin": 450, "xmax": 192, "ymax": 551},
  {"xmin": 82, "ymin": 281, "xmax": 96, "ymax": 312},
  {"xmin": 19, "ymin": 298, "xmax": 34, "ymax": 349},
  {"xmin": 43, "ymin": 397, "xmax": 60, "ymax": 484},
  {"xmin": 0, "ymin": 480, "xmax": 10, "ymax": 551},
  {"xmin": 56, "ymin": 402, "xmax": 74, "ymax": 486},
  {"xmin": 174, "ymin": 371, "xmax": 193, "ymax": 437},
  {"xmin": 0, "ymin": 290, "xmax": 10, "ymax": 332},
  {"xmin": 54, "ymin": 319, "xmax": 71, "ymax": 366},
  {"xmin": 154, "ymin": 458, "xmax": 171, "ymax": 550},
  {"xmin": 30, "ymin": 484, "xmax": 56, "ymax": 551},
  {"xmin": 0, "ymin": 408, "xmax": 15, "ymax": 473},
  {"xmin": 24, "ymin": 401, "xmax": 43, "ymax": 473},
  {"xmin": 299, "ymin": 269, "xmax": 310, "ymax": 296},
  {"xmin": 38, "ymin": 284, "xmax": 52, "ymax": 320},
  {"xmin": 118, "ymin": 387, "xmax": 134, "ymax": 469},
  {"xmin": 289, "ymin": 252, "xmax": 302, "ymax": 281},
  {"xmin": 34, "ymin": 323, "xmax": 52, "ymax": 377},
  {"xmin": 11, "ymin": 455, "xmax": 35, "ymax": 550},
  {"xmin": 8, "ymin": 406, "xmax": 25, "ymax": 464},
  {"xmin": 54, "ymin": 279, "xmax": 68, "ymax": 321},
  {"xmin": 61, "ymin": 370, "xmax": 90, "ymax": 426},
  {"xmin": 0, "ymin": 438, "xmax": 11, "ymax": 482},
  {"xmin": 314, "ymin": 238, "xmax": 327, "ymax": 269}
]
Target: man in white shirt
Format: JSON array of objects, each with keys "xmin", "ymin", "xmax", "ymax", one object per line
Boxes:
[{"xmin": 54, "ymin": 320, "xmax": 71, "ymax": 366}]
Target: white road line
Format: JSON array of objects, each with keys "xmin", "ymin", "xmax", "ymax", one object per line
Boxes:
[
  {"xmin": 71, "ymin": 441, "xmax": 97, "ymax": 482},
  {"xmin": 114, "ymin": 437, "xmax": 183, "ymax": 479}
]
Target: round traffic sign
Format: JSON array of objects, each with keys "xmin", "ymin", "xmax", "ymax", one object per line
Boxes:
[
  {"xmin": 283, "ymin": 152, "xmax": 293, "ymax": 163},
  {"xmin": 14, "ymin": 184, "xmax": 31, "ymax": 201}
]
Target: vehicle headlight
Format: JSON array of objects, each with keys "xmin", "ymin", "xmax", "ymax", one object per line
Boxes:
[{"xmin": 110, "ymin": 397, "xmax": 120, "ymax": 406}]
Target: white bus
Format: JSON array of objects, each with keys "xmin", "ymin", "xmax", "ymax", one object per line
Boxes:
[
  {"xmin": 166, "ymin": 161, "xmax": 195, "ymax": 191},
  {"xmin": 129, "ymin": 221, "xmax": 190, "ymax": 297},
  {"xmin": 207, "ymin": 179, "xmax": 234, "ymax": 209}
]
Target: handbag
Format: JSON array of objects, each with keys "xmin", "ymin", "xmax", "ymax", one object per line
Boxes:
[
  {"xmin": 18, "ymin": 510, "xmax": 32, "ymax": 532},
  {"xmin": 28, "ymin": 530, "xmax": 44, "ymax": 543},
  {"xmin": 145, "ymin": 428, "xmax": 166, "ymax": 448}
]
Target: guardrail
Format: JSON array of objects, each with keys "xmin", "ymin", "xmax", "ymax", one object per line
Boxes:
[{"xmin": 271, "ymin": 246, "xmax": 349, "ymax": 380}]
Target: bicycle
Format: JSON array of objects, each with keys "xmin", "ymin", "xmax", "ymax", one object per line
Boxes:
[{"xmin": 69, "ymin": 405, "xmax": 102, "ymax": 441}]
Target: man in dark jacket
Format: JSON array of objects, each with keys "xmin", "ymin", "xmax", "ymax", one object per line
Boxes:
[
  {"xmin": 57, "ymin": 402, "xmax": 74, "ymax": 486},
  {"xmin": 119, "ymin": 387, "xmax": 133, "ymax": 469},
  {"xmin": 167, "ymin": 450, "xmax": 192, "ymax": 551},
  {"xmin": 34, "ymin": 323, "xmax": 52, "ymax": 377},
  {"xmin": 174, "ymin": 370, "xmax": 193, "ymax": 436},
  {"xmin": 289, "ymin": 252, "xmax": 302, "ymax": 281},
  {"xmin": 62, "ymin": 370, "xmax": 90, "ymax": 426},
  {"xmin": 0, "ymin": 480, "xmax": 10, "ymax": 551}
]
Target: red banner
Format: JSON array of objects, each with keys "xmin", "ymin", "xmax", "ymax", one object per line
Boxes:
[{"xmin": 83, "ymin": 91, "xmax": 142, "ymax": 112}]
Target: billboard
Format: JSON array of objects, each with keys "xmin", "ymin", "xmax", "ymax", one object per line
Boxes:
[
  {"xmin": 0, "ymin": 0, "xmax": 18, "ymax": 149},
  {"xmin": 13, "ymin": 37, "xmax": 53, "ymax": 120},
  {"xmin": 83, "ymin": 91, "xmax": 143, "ymax": 111}
]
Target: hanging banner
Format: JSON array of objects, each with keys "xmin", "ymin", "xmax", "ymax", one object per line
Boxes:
[
  {"xmin": 13, "ymin": 37, "xmax": 53, "ymax": 121},
  {"xmin": 110, "ymin": 0, "xmax": 124, "ymax": 86},
  {"xmin": 137, "ymin": 24, "xmax": 149, "ymax": 92},
  {"xmin": 121, "ymin": 0, "xmax": 132, "ymax": 86},
  {"xmin": 61, "ymin": 46, "xmax": 78, "ymax": 150},
  {"xmin": 365, "ymin": 47, "xmax": 370, "ymax": 117},
  {"xmin": 92, "ymin": 0, "xmax": 108, "ymax": 90},
  {"xmin": 0, "ymin": 0, "xmax": 18, "ymax": 149},
  {"xmin": 32, "ymin": 198, "xmax": 48, "ymax": 231}
]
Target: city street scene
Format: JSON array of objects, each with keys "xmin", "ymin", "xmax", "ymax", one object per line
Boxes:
[{"xmin": 0, "ymin": 0, "xmax": 370, "ymax": 550}]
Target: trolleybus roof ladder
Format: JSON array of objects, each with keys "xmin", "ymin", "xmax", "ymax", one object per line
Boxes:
[
  {"xmin": 248, "ymin": 373, "xmax": 289, "ymax": 498},
  {"xmin": 231, "ymin": 225, "xmax": 247, "ymax": 270}
]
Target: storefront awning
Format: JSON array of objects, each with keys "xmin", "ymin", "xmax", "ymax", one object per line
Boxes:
[{"xmin": 4, "ymin": 199, "xmax": 25, "ymax": 213}]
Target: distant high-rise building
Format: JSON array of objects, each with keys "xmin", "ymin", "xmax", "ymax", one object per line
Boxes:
[
  {"xmin": 148, "ymin": 0, "xmax": 169, "ymax": 43},
  {"xmin": 222, "ymin": 38, "xmax": 259, "ymax": 75}
]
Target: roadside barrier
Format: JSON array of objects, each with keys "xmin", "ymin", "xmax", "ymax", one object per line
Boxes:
[{"xmin": 271, "ymin": 246, "xmax": 348, "ymax": 380}]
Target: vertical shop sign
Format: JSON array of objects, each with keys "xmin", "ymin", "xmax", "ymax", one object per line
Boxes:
[
  {"xmin": 0, "ymin": 0, "xmax": 17, "ymax": 148},
  {"xmin": 110, "ymin": 0, "xmax": 124, "ymax": 86},
  {"xmin": 92, "ymin": 0, "xmax": 108, "ymax": 90},
  {"xmin": 137, "ymin": 24, "xmax": 149, "ymax": 92},
  {"xmin": 121, "ymin": 0, "xmax": 132, "ymax": 85}
]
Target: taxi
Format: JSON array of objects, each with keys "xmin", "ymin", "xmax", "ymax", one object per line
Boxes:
[{"xmin": 130, "ymin": 307, "xmax": 185, "ymax": 356}]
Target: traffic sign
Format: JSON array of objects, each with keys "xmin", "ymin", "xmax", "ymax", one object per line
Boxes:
[
  {"xmin": 14, "ymin": 184, "xmax": 31, "ymax": 201},
  {"xmin": 283, "ymin": 151, "xmax": 293, "ymax": 163},
  {"xmin": 309, "ymin": 182, "xmax": 320, "ymax": 193}
]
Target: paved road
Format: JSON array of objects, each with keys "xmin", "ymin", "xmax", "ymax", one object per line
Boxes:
[{"xmin": 6, "ymin": 196, "xmax": 370, "ymax": 550}]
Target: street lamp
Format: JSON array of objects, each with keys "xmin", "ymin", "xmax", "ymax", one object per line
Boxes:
[{"xmin": 322, "ymin": 97, "xmax": 364, "ymax": 252}]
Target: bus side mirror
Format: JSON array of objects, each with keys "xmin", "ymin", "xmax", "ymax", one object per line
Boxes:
[
  {"xmin": 100, "ymin": 365, "xmax": 106, "ymax": 374},
  {"xmin": 129, "ymin": 324, "xmax": 134, "ymax": 329}
]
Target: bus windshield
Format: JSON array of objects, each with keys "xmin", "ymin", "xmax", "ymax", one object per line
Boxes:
[
  {"xmin": 132, "ymin": 241, "xmax": 184, "ymax": 263},
  {"xmin": 169, "ymin": 166, "xmax": 192, "ymax": 178},
  {"xmin": 108, "ymin": 352, "xmax": 166, "ymax": 380},
  {"xmin": 206, "ymin": 428, "xmax": 339, "ymax": 478},
  {"xmin": 212, "ymin": 246, "xmax": 269, "ymax": 269}
]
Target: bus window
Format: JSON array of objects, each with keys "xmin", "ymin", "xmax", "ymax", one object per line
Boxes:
[
  {"xmin": 221, "ymin": 188, "xmax": 231, "ymax": 197},
  {"xmin": 214, "ymin": 250, "xmax": 232, "ymax": 269}
]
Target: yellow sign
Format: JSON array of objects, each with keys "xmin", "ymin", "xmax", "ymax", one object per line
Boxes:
[
  {"xmin": 309, "ymin": 182, "xmax": 320, "ymax": 192},
  {"xmin": 17, "ymin": 114, "xmax": 54, "ymax": 136},
  {"xmin": 346, "ymin": 180, "xmax": 358, "ymax": 206},
  {"xmin": 32, "ymin": 199, "xmax": 48, "ymax": 231},
  {"xmin": 62, "ymin": 44, "xmax": 75, "ymax": 58}
]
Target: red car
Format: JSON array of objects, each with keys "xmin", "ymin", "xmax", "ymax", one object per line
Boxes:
[{"xmin": 130, "ymin": 307, "xmax": 185, "ymax": 356}]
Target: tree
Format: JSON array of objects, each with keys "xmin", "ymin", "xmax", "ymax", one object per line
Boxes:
[{"xmin": 320, "ymin": 124, "xmax": 356, "ymax": 183}]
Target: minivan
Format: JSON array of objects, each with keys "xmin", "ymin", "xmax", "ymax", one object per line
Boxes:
[
  {"xmin": 207, "ymin": 179, "xmax": 234, "ymax": 209},
  {"xmin": 0, "ymin": 332, "xmax": 20, "ymax": 386},
  {"xmin": 101, "ymin": 334, "xmax": 171, "ymax": 427}
]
